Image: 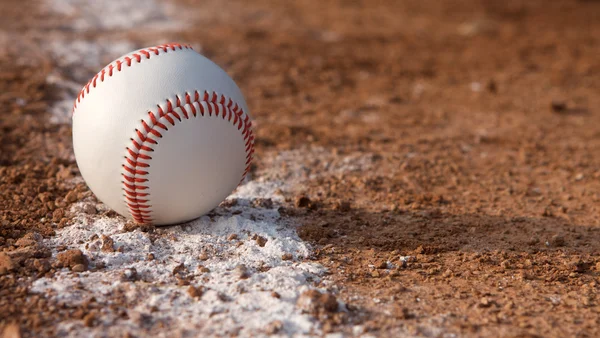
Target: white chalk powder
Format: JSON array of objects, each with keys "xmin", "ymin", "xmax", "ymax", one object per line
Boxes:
[{"xmin": 32, "ymin": 194, "xmax": 325, "ymax": 337}]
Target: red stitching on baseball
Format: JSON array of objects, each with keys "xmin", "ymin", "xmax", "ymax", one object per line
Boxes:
[
  {"xmin": 73, "ymin": 43, "xmax": 253, "ymax": 224},
  {"xmin": 122, "ymin": 90, "xmax": 254, "ymax": 224},
  {"xmin": 73, "ymin": 43, "xmax": 193, "ymax": 112}
]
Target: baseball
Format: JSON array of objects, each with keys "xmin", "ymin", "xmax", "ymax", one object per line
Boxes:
[{"xmin": 72, "ymin": 43, "xmax": 254, "ymax": 226}]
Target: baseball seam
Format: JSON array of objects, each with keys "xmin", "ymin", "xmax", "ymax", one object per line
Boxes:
[
  {"xmin": 122, "ymin": 91, "xmax": 254, "ymax": 224},
  {"xmin": 73, "ymin": 42, "xmax": 254, "ymax": 224},
  {"xmin": 72, "ymin": 43, "xmax": 193, "ymax": 113}
]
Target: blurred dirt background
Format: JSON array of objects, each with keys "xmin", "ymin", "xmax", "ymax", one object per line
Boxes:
[{"xmin": 2, "ymin": 0, "xmax": 600, "ymax": 337}]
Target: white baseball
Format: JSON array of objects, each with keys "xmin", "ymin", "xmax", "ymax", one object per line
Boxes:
[{"xmin": 72, "ymin": 43, "xmax": 254, "ymax": 226}]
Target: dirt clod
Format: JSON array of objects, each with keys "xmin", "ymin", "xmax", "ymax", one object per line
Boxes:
[
  {"xmin": 83, "ymin": 312, "xmax": 96, "ymax": 327},
  {"xmin": 198, "ymin": 251, "xmax": 209, "ymax": 261},
  {"xmin": 120, "ymin": 268, "xmax": 138, "ymax": 281},
  {"xmin": 100, "ymin": 235, "xmax": 115, "ymax": 252},
  {"xmin": 296, "ymin": 290, "xmax": 338, "ymax": 315},
  {"xmin": 252, "ymin": 234, "xmax": 268, "ymax": 247},
  {"xmin": 294, "ymin": 195, "xmax": 311, "ymax": 208},
  {"xmin": 56, "ymin": 249, "xmax": 88, "ymax": 270},
  {"xmin": 64, "ymin": 191, "xmax": 78, "ymax": 203},
  {"xmin": 172, "ymin": 263, "xmax": 187, "ymax": 276},
  {"xmin": 0, "ymin": 253, "xmax": 16, "ymax": 275},
  {"xmin": 71, "ymin": 264, "xmax": 85, "ymax": 273},
  {"xmin": 15, "ymin": 233, "xmax": 42, "ymax": 247},
  {"xmin": 1, "ymin": 323, "xmax": 21, "ymax": 338},
  {"xmin": 187, "ymin": 285, "xmax": 203, "ymax": 299},
  {"xmin": 82, "ymin": 204, "xmax": 96, "ymax": 215}
]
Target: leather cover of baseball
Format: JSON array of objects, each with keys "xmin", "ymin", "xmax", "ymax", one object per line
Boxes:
[{"xmin": 72, "ymin": 43, "xmax": 254, "ymax": 225}]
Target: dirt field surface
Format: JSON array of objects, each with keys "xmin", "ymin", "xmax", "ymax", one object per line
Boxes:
[{"xmin": 1, "ymin": 0, "xmax": 600, "ymax": 337}]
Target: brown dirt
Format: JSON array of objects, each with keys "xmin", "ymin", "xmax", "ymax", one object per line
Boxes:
[{"xmin": 2, "ymin": 0, "xmax": 600, "ymax": 337}]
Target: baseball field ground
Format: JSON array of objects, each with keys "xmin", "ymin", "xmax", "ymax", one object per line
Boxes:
[{"xmin": 1, "ymin": 0, "xmax": 600, "ymax": 337}]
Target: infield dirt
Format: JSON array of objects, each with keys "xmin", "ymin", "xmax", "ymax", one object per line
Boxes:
[{"xmin": 1, "ymin": 0, "xmax": 600, "ymax": 337}]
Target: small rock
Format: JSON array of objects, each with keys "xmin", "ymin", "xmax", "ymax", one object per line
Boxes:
[
  {"xmin": 65, "ymin": 190, "xmax": 78, "ymax": 203},
  {"xmin": 123, "ymin": 221, "xmax": 155, "ymax": 233},
  {"xmin": 172, "ymin": 263, "xmax": 187, "ymax": 276},
  {"xmin": 271, "ymin": 291, "xmax": 281, "ymax": 298},
  {"xmin": 146, "ymin": 253, "xmax": 155, "ymax": 261},
  {"xmin": 198, "ymin": 251, "xmax": 209, "ymax": 261},
  {"xmin": 72, "ymin": 264, "xmax": 86, "ymax": 272},
  {"xmin": 121, "ymin": 268, "xmax": 138, "ymax": 281},
  {"xmin": 83, "ymin": 312, "xmax": 96, "ymax": 327},
  {"xmin": 281, "ymin": 253, "xmax": 293, "ymax": 261},
  {"xmin": 234, "ymin": 264, "xmax": 251, "ymax": 279},
  {"xmin": 33, "ymin": 259, "xmax": 51, "ymax": 273},
  {"xmin": 371, "ymin": 271, "xmax": 380, "ymax": 278},
  {"xmin": 2, "ymin": 323, "xmax": 21, "ymax": 338},
  {"xmin": 52, "ymin": 208, "xmax": 65, "ymax": 222},
  {"xmin": 198, "ymin": 265, "xmax": 210, "ymax": 273},
  {"xmin": 101, "ymin": 235, "xmax": 115, "ymax": 252},
  {"xmin": 82, "ymin": 203, "xmax": 97, "ymax": 215},
  {"xmin": 479, "ymin": 297, "xmax": 492, "ymax": 308},
  {"xmin": 56, "ymin": 166, "xmax": 72, "ymax": 180},
  {"xmin": 187, "ymin": 285, "xmax": 203, "ymax": 299},
  {"xmin": 220, "ymin": 198, "xmax": 238, "ymax": 207},
  {"xmin": 56, "ymin": 249, "xmax": 88, "ymax": 270},
  {"xmin": 296, "ymin": 289, "xmax": 338, "ymax": 315},
  {"xmin": 377, "ymin": 261, "xmax": 388, "ymax": 269},
  {"xmin": 15, "ymin": 232, "xmax": 42, "ymax": 247},
  {"xmin": 295, "ymin": 195, "xmax": 311, "ymax": 208},
  {"xmin": 0, "ymin": 252, "xmax": 16, "ymax": 275},
  {"xmin": 572, "ymin": 260, "xmax": 592, "ymax": 273},
  {"xmin": 227, "ymin": 233, "xmax": 238, "ymax": 241},
  {"xmin": 253, "ymin": 234, "xmax": 268, "ymax": 247}
]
